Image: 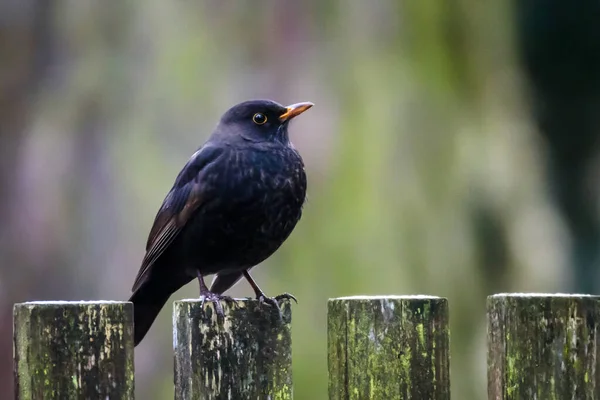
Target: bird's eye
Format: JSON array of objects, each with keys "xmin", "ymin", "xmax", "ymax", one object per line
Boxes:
[{"xmin": 253, "ymin": 113, "xmax": 267, "ymax": 125}]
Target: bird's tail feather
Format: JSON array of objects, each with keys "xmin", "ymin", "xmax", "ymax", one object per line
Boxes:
[
  {"xmin": 129, "ymin": 279, "xmax": 178, "ymax": 347},
  {"xmin": 210, "ymin": 271, "xmax": 244, "ymax": 295}
]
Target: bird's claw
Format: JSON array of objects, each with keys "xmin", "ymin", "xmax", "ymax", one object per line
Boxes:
[
  {"xmin": 275, "ymin": 292, "xmax": 298, "ymax": 304},
  {"xmin": 200, "ymin": 293, "xmax": 238, "ymax": 319},
  {"xmin": 256, "ymin": 292, "xmax": 297, "ymax": 320},
  {"xmin": 257, "ymin": 295, "xmax": 283, "ymax": 320},
  {"xmin": 258, "ymin": 294, "xmax": 280, "ymax": 309}
]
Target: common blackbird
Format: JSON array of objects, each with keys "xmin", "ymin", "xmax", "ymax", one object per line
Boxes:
[{"xmin": 129, "ymin": 99, "xmax": 313, "ymax": 346}]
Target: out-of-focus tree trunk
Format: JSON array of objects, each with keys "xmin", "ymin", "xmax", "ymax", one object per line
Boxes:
[
  {"xmin": 516, "ymin": 0, "xmax": 600, "ymax": 293},
  {"xmin": 0, "ymin": 1, "xmax": 134, "ymax": 393},
  {"xmin": 0, "ymin": 1, "xmax": 57, "ymax": 393}
]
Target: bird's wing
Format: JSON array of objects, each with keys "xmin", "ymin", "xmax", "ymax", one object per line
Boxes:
[{"xmin": 131, "ymin": 145, "xmax": 224, "ymax": 292}]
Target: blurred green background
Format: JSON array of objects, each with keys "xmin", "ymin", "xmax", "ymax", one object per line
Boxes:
[{"xmin": 3, "ymin": 1, "xmax": 600, "ymax": 399}]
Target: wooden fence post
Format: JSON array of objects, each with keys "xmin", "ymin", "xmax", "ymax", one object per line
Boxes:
[
  {"xmin": 328, "ymin": 295, "xmax": 450, "ymax": 400},
  {"xmin": 13, "ymin": 300, "xmax": 134, "ymax": 400},
  {"xmin": 488, "ymin": 293, "xmax": 600, "ymax": 399},
  {"xmin": 173, "ymin": 298, "xmax": 293, "ymax": 400}
]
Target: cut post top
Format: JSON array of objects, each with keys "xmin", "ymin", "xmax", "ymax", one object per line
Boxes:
[
  {"xmin": 175, "ymin": 297, "xmax": 291, "ymax": 303},
  {"xmin": 330, "ymin": 294, "xmax": 446, "ymax": 301},
  {"xmin": 17, "ymin": 300, "xmax": 130, "ymax": 305},
  {"xmin": 327, "ymin": 294, "xmax": 450, "ymax": 400},
  {"xmin": 175, "ymin": 297, "xmax": 295, "ymax": 306},
  {"xmin": 13, "ymin": 299, "xmax": 134, "ymax": 400},
  {"xmin": 487, "ymin": 292, "xmax": 600, "ymax": 398},
  {"xmin": 173, "ymin": 297, "xmax": 294, "ymax": 322},
  {"xmin": 489, "ymin": 293, "xmax": 600, "ymax": 299},
  {"xmin": 14, "ymin": 301, "xmax": 132, "ymax": 312},
  {"xmin": 173, "ymin": 296, "xmax": 294, "ymax": 399}
]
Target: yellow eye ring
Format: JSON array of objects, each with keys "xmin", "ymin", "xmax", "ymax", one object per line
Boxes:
[{"xmin": 253, "ymin": 113, "xmax": 267, "ymax": 125}]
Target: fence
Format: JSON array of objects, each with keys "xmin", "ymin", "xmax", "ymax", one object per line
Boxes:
[{"xmin": 12, "ymin": 294, "xmax": 600, "ymax": 399}]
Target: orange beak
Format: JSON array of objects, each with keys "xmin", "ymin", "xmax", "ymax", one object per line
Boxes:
[{"xmin": 279, "ymin": 102, "xmax": 314, "ymax": 122}]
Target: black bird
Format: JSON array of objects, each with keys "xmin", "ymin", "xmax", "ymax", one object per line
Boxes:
[{"xmin": 129, "ymin": 99, "xmax": 313, "ymax": 346}]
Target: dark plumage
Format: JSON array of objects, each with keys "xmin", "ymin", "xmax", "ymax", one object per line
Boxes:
[{"xmin": 129, "ymin": 99, "xmax": 312, "ymax": 346}]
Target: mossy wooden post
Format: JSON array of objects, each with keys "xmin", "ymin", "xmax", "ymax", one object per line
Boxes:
[
  {"xmin": 173, "ymin": 298, "xmax": 293, "ymax": 400},
  {"xmin": 13, "ymin": 301, "xmax": 134, "ymax": 400},
  {"xmin": 488, "ymin": 293, "xmax": 600, "ymax": 399},
  {"xmin": 328, "ymin": 295, "xmax": 450, "ymax": 400}
]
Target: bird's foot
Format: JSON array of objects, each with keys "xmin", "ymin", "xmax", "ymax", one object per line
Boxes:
[
  {"xmin": 256, "ymin": 292, "xmax": 297, "ymax": 320},
  {"xmin": 275, "ymin": 292, "xmax": 298, "ymax": 304},
  {"xmin": 199, "ymin": 292, "xmax": 238, "ymax": 318}
]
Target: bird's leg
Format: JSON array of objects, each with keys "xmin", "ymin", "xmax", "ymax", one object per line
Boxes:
[
  {"xmin": 198, "ymin": 272, "xmax": 237, "ymax": 318},
  {"xmin": 242, "ymin": 270, "xmax": 297, "ymax": 318}
]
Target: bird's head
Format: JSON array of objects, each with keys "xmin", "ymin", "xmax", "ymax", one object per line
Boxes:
[{"xmin": 214, "ymin": 99, "xmax": 313, "ymax": 145}]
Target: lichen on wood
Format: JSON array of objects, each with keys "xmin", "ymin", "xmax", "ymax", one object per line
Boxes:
[
  {"xmin": 13, "ymin": 300, "xmax": 134, "ymax": 400},
  {"xmin": 487, "ymin": 293, "xmax": 600, "ymax": 399},
  {"xmin": 328, "ymin": 295, "xmax": 450, "ymax": 400},
  {"xmin": 173, "ymin": 298, "xmax": 293, "ymax": 400}
]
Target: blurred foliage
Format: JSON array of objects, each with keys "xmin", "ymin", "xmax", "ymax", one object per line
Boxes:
[{"xmin": 1, "ymin": 1, "xmax": 597, "ymax": 399}]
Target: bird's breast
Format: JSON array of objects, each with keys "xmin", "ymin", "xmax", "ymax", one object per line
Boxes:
[
  {"xmin": 202, "ymin": 146, "xmax": 306, "ymax": 237},
  {"xmin": 186, "ymin": 146, "xmax": 306, "ymax": 271},
  {"xmin": 225, "ymin": 147, "xmax": 306, "ymax": 205}
]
